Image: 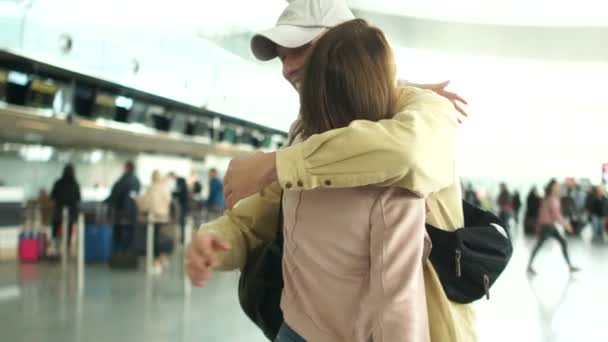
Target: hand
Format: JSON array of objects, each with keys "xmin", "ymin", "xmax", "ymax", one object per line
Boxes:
[
  {"xmin": 185, "ymin": 232, "xmax": 231, "ymax": 287},
  {"xmin": 224, "ymin": 152, "xmax": 277, "ymax": 209},
  {"xmin": 407, "ymin": 80, "xmax": 469, "ymax": 121}
]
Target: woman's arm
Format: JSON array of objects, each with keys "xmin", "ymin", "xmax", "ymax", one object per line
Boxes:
[{"xmin": 369, "ymin": 189, "xmax": 430, "ymax": 342}]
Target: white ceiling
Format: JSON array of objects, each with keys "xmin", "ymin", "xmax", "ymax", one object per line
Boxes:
[
  {"xmin": 34, "ymin": 0, "xmax": 608, "ymax": 39},
  {"xmin": 349, "ymin": 0, "xmax": 608, "ymax": 27}
]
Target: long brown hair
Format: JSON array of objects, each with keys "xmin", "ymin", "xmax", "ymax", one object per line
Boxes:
[{"xmin": 299, "ymin": 19, "xmax": 398, "ymax": 137}]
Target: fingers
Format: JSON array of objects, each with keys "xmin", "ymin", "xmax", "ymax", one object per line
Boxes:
[
  {"xmin": 437, "ymin": 80, "xmax": 450, "ymax": 89},
  {"xmin": 211, "ymin": 236, "xmax": 231, "ymax": 252},
  {"xmin": 197, "ymin": 237, "xmax": 221, "ymax": 267},
  {"xmin": 185, "ymin": 234, "xmax": 229, "ymax": 288},
  {"xmin": 186, "ymin": 258, "xmax": 212, "ymax": 286},
  {"xmin": 451, "ymin": 93, "xmax": 468, "ymax": 105},
  {"xmin": 454, "ymin": 103, "xmax": 468, "ymax": 118}
]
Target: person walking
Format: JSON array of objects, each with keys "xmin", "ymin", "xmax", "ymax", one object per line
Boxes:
[
  {"xmin": 527, "ymin": 179, "xmax": 580, "ymax": 275},
  {"xmin": 512, "ymin": 190, "xmax": 522, "ymax": 226},
  {"xmin": 50, "ymin": 164, "xmax": 81, "ymax": 253},
  {"xmin": 106, "ymin": 161, "xmax": 140, "ymax": 254},
  {"xmin": 524, "ymin": 186, "xmax": 542, "ymax": 236},
  {"xmin": 587, "ymin": 186, "xmax": 607, "ymax": 243},
  {"xmin": 205, "ymin": 168, "xmax": 225, "ymax": 222},
  {"xmin": 137, "ymin": 170, "xmax": 173, "ymax": 274}
]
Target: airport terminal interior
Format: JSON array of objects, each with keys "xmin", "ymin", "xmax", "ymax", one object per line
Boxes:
[{"xmin": 1, "ymin": 1, "xmax": 607, "ymax": 341}]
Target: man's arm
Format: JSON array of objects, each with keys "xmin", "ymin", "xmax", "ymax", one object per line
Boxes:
[
  {"xmin": 276, "ymin": 87, "xmax": 457, "ymax": 193},
  {"xmin": 199, "ymin": 181, "xmax": 282, "ymax": 270},
  {"xmin": 224, "ymin": 87, "xmax": 458, "ymax": 207}
]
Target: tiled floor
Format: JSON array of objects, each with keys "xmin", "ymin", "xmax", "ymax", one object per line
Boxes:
[{"xmin": 1, "ymin": 229, "xmax": 607, "ymax": 342}]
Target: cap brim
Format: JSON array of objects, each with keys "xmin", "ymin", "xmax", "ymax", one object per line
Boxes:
[{"xmin": 251, "ymin": 25, "xmax": 326, "ymax": 61}]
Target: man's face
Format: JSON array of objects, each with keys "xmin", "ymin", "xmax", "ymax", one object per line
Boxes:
[{"xmin": 276, "ymin": 40, "xmax": 318, "ymax": 92}]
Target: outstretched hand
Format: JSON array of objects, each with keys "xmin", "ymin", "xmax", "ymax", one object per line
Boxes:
[
  {"xmin": 404, "ymin": 80, "xmax": 469, "ymax": 121},
  {"xmin": 425, "ymin": 81, "xmax": 468, "ymax": 120}
]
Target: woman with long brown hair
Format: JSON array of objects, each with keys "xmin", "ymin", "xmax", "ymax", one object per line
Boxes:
[{"xmin": 277, "ymin": 19, "xmax": 431, "ymax": 342}]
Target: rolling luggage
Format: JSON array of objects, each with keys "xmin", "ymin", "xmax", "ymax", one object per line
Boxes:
[
  {"xmin": 18, "ymin": 232, "xmax": 40, "ymax": 262},
  {"xmin": 19, "ymin": 205, "xmax": 45, "ymax": 262},
  {"xmin": 85, "ymin": 224, "xmax": 113, "ymax": 263},
  {"xmin": 84, "ymin": 204, "xmax": 114, "ymax": 263}
]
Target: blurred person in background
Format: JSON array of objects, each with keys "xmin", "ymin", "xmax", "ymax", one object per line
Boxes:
[
  {"xmin": 37, "ymin": 188, "xmax": 53, "ymax": 227},
  {"xmin": 512, "ymin": 190, "xmax": 522, "ymax": 226},
  {"xmin": 497, "ymin": 182, "xmax": 513, "ymax": 231},
  {"xmin": 190, "ymin": 173, "xmax": 203, "ymax": 201},
  {"xmin": 561, "ymin": 185, "xmax": 579, "ymax": 236},
  {"xmin": 464, "ymin": 182, "xmax": 481, "ymax": 207},
  {"xmin": 190, "ymin": 173, "xmax": 204, "ymax": 228},
  {"xmin": 586, "ymin": 186, "xmax": 606, "ymax": 243},
  {"xmin": 524, "ymin": 186, "xmax": 542, "ymax": 236},
  {"xmin": 137, "ymin": 170, "xmax": 172, "ymax": 275},
  {"xmin": 106, "ymin": 161, "xmax": 140, "ymax": 254},
  {"xmin": 205, "ymin": 168, "xmax": 225, "ymax": 221},
  {"xmin": 50, "ymin": 164, "xmax": 81, "ymax": 251},
  {"xmin": 169, "ymin": 172, "xmax": 190, "ymax": 243},
  {"xmin": 573, "ymin": 183, "xmax": 588, "ymax": 225},
  {"xmin": 527, "ymin": 179, "xmax": 579, "ymax": 275}
]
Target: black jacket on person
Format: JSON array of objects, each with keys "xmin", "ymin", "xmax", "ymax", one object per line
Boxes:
[
  {"xmin": 587, "ymin": 195, "xmax": 607, "ymax": 217},
  {"xmin": 51, "ymin": 177, "xmax": 81, "ymax": 224},
  {"xmin": 173, "ymin": 177, "xmax": 190, "ymax": 213},
  {"xmin": 106, "ymin": 172, "xmax": 141, "ymax": 224},
  {"xmin": 512, "ymin": 192, "xmax": 522, "ymax": 212},
  {"xmin": 525, "ymin": 191, "xmax": 541, "ymax": 219}
]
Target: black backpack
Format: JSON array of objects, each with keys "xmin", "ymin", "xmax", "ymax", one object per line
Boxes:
[
  {"xmin": 426, "ymin": 201, "xmax": 512, "ymax": 304},
  {"xmin": 238, "ymin": 200, "xmax": 512, "ymax": 340},
  {"xmin": 238, "ymin": 201, "xmax": 285, "ymax": 341}
]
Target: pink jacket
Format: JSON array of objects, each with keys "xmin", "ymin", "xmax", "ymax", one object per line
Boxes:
[
  {"xmin": 281, "ymin": 186, "xmax": 431, "ymax": 342},
  {"xmin": 537, "ymin": 195, "xmax": 567, "ymax": 229}
]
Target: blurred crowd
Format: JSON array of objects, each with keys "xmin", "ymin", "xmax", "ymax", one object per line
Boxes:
[
  {"xmin": 464, "ymin": 180, "xmax": 608, "ymax": 244},
  {"xmin": 33, "ymin": 161, "xmax": 226, "ymax": 274}
]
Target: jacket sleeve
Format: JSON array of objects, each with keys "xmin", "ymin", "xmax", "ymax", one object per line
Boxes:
[
  {"xmin": 370, "ymin": 189, "xmax": 430, "ymax": 342},
  {"xmin": 275, "ymin": 87, "xmax": 458, "ymax": 197},
  {"xmin": 199, "ymin": 181, "xmax": 282, "ymax": 270}
]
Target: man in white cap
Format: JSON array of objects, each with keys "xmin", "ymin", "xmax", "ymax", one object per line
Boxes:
[{"xmin": 187, "ymin": 0, "xmax": 475, "ymax": 341}]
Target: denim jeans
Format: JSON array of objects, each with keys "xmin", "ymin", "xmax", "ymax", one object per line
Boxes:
[{"xmin": 274, "ymin": 323, "xmax": 306, "ymax": 342}]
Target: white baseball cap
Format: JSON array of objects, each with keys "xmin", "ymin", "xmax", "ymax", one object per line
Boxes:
[{"xmin": 251, "ymin": 0, "xmax": 355, "ymax": 61}]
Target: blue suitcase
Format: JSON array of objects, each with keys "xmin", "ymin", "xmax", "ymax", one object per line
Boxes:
[{"xmin": 85, "ymin": 224, "xmax": 113, "ymax": 263}]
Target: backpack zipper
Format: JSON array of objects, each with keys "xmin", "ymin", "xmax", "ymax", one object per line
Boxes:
[
  {"xmin": 483, "ymin": 274, "xmax": 490, "ymax": 300},
  {"xmin": 455, "ymin": 249, "xmax": 462, "ymax": 277}
]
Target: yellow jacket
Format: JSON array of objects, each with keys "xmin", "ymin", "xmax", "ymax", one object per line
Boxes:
[{"xmin": 201, "ymin": 86, "xmax": 476, "ymax": 342}]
